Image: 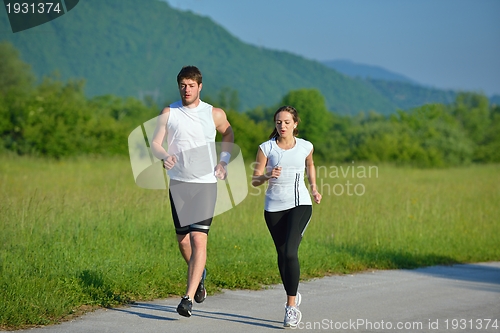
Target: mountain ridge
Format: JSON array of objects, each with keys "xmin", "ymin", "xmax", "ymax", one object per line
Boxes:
[
  {"xmin": 323, "ymin": 59, "xmax": 419, "ymax": 85},
  {"xmin": 323, "ymin": 59, "xmax": 500, "ymax": 108},
  {"xmin": 1, "ymin": 0, "xmax": 493, "ymax": 114}
]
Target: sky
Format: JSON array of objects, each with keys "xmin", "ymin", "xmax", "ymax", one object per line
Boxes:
[{"xmin": 165, "ymin": 0, "xmax": 500, "ymax": 97}]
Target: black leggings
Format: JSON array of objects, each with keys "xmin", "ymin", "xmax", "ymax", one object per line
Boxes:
[{"xmin": 264, "ymin": 205, "xmax": 312, "ymax": 296}]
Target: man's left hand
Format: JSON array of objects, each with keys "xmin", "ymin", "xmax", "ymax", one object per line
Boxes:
[{"xmin": 214, "ymin": 162, "xmax": 227, "ymax": 180}]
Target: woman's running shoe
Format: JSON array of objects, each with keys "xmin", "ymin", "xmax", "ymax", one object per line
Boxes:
[{"xmin": 284, "ymin": 305, "xmax": 302, "ymax": 327}]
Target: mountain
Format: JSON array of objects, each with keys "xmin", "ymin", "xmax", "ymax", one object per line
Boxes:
[
  {"xmin": 323, "ymin": 59, "xmax": 458, "ymax": 109},
  {"xmin": 0, "ymin": 0, "xmax": 398, "ymax": 115},
  {"xmin": 2, "ymin": 0, "xmax": 492, "ymax": 115},
  {"xmin": 323, "ymin": 59, "xmax": 419, "ymax": 85},
  {"xmin": 490, "ymin": 95, "xmax": 500, "ymax": 106},
  {"xmin": 362, "ymin": 78, "xmax": 458, "ymax": 111},
  {"xmin": 324, "ymin": 59, "xmax": 500, "ymax": 109}
]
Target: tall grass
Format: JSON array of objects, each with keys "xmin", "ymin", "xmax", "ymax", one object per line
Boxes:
[{"xmin": 1, "ymin": 155, "xmax": 499, "ymax": 329}]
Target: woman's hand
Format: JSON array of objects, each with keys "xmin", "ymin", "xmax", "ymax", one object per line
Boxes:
[
  {"xmin": 268, "ymin": 166, "xmax": 282, "ymax": 179},
  {"xmin": 311, "ymin": 189, "xmax": 322, "ymax": 204}
]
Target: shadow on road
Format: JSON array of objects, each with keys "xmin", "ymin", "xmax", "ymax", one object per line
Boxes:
[
  {"xmin": 412, "ymin": 262, "xmax": 500, "ymax": 289},
  {"xmin": 111, "ymin": 302, "xmax": 283, "ymax": 330}
]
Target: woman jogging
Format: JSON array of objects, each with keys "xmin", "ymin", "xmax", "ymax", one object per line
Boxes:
[{"xmin": 251, "ymin": 105, "xmax": 321, "ymax": 328}]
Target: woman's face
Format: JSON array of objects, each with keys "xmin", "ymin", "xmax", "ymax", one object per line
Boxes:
[{"xmin": 275, "ymin": 111, "xmax": 296, "ymax": 138}]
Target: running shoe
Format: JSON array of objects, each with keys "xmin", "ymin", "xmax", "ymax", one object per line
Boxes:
[
  {"xmin": 176, "ymin": 295, "xmax": 193, "ymax": 317},
  {"xmin": 283, "ymin": 305, "xmax": 302, "ymax": 328},
  {"xmin": 194, "ymin": 268, "xmax": 207, "ymax": 303}
]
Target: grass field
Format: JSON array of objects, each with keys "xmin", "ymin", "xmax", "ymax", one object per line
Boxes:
[{"xmin": 1, "ymin": 155, "xmax": 499, "ymax": 329}]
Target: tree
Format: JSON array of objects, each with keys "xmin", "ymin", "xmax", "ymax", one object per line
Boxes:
[
  {"xmin": 474, "ymin": 106, "xmax": 500, "ymax": 162},
  {"xmin": 216, "ymin": 87, "xmax": 240, "ymax": 112},
  {"xmin": 281, "ymin": 89, "xmax": 332, "ymax": 161},
  {"xmin": 224, "ymin": 110, "xmax": 268, "ymax": 162},
  {"xmin": 0, "ymin": 41, "xmax": 35, "ymax": 96},
  {"xmin": 452, "ymin": 92, "xmax": 490, "ymax": 145},
  {"xmin": 398, "ymin": 104, "xmax": 473, "ymax": 166},
  {"xmin": 348, "ymin": 103, "xmax": 474, "ymax": 167}
]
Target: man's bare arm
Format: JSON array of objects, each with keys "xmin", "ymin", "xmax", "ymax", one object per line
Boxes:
[
  {"xmin": 213, "ymin": 107, "xmax": 234, "ymax": 165},
  {"xmin": 151, "ymin": 108, "xmax": 177, "ymax": 169}
]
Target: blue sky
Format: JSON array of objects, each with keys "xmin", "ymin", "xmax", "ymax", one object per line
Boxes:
[{"xmin": 165, "ymin": 0, "xmax": 500, "ymax": 96}]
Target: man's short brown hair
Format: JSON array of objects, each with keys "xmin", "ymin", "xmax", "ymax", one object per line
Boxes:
[{"xmin": 177, "ymin": 66, "xmax": 202, "ymax": 85}]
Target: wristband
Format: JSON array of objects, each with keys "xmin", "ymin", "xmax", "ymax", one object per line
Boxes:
[{"xmin": 219, "ymin": 151, "xmax": 231, "ymax": 165}]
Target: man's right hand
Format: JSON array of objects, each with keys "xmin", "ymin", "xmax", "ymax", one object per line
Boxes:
[{"xmin": 162, "ymin": 155, "xmax": 177, "ymax": 169}]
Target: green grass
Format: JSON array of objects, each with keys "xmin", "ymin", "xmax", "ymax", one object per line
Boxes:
[{"xmin": 1, "ymin": 155, "xmax": 499, "ymax": 329}]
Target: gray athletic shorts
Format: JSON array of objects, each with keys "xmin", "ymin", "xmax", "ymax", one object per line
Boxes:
[{"xmin": 169, "ymin": 180, "xmax": 217, "ymax": 235}]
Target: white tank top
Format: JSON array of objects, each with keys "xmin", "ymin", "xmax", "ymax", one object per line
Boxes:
[
  {"xmin": 166, "ymin": 100, "xmax": 217, "ymax": 183},
  {"xmin": 259, "ymin": 137, "xmax": 313, "ymax": 212}
]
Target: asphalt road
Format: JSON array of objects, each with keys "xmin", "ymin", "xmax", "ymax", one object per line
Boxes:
[{"xmin": 10, "ymin": 262, "xmax": 500, "ymax": 333}]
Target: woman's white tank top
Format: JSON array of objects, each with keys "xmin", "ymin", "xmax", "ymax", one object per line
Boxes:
[{"xmin": 259, "ymin": 137, "xmax": 313, "ymax": 212}]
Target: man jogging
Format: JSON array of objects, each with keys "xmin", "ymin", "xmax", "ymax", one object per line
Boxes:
[{"xmin": 151, "ymin": 66, "xmax": 234, "ymax": 317}]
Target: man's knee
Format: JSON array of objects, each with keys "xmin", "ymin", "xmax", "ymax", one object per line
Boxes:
[
  {"xmin": 190, "ymin": 232, "xmax": 208, "ymax": 249},
  {"xmin": 177, "ymin": 234, "xmax": 190, "ymax": 247}
]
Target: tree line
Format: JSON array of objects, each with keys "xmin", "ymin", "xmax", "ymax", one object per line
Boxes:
[
  {"xmin": 1, "ymin": 41, "xmax": 499, "ymax": 166},
  {"xmin": 232, "ymin": 88, "xmax": 500, "ymax": 167}
]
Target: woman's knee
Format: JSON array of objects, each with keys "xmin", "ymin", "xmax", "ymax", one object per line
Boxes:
[{"xmin": 284, "ymin": 248, "xmax": 298, "ymax": 263}]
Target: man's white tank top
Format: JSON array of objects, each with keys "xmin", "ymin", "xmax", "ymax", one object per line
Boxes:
[
  {"xmin": 259, "ymin": 137, "xmax": 313, "ymax": 212},
  {"xmin": 166, "ymin": 100, "xmax": 217, "ymax": 183}
]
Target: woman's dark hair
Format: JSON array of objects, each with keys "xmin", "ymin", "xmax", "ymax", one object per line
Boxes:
[{"xmin": 269, "ymin": 105, "xmax": 300, "ymax": 139}]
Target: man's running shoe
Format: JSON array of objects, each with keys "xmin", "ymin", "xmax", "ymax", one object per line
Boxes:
[
  {"xmin": 176, "ymin": 295, "xmax": 192, "ymax": 317},
  {"xmin": 283, "ymin": 305, "xmax": 302, "ymax": 328},
  {"xmin": 194, "ymin": 268, "xmax": 207, "ymax": 303}
]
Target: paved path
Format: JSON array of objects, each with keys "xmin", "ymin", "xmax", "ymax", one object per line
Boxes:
[{"xmin": 11, "ymin": 262, "xmax": 500, "ymax": 332}]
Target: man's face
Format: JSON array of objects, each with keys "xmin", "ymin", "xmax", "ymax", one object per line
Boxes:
[{"xmin": 178, "ymin": 78, "xmax": 202, "ymax": 106}]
